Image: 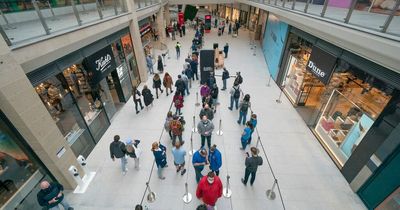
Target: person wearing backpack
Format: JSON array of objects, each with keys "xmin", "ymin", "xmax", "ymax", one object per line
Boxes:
[
  {"xmin": 221, "ymin": 68, "xmax": 230, "ymax": 91},
  {"xmin": 152, "ymin": 142, "xmax": 168, "ymax": 180},
  {"xmin": 125, "ymin": 139, "xmax": 142, "ymax": 170},
  {"xmin": 228, "ymin": 83, "xmax": 241, "ymax": 110},
  {"xmin": 132, "ymin": 85, "xmax": 144, "ymax": 114},
  {"xmin": 238, "ymin": 94, "xmax": 251, "ymax": 125},
  {"xmin": 173, "ymin": 91, "xmax": 184, "ymax": 115},
  {"xmin": 241, "ymin": 147, "xmax": 263, "ymax": 186},
  {"xmin": 170, "ymin": 115, "xmax": 184, "ymax": 146},
  {"xmin": 234, "ymin": 71, "xmax": 243, "ymax": 85},
  {"xmin": 109, "ymin": 135, "xmax": 127, "ymax": 175}
]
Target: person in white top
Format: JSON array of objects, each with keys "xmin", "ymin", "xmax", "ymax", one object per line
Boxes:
[{"xmin": 125, "ymin": 139, "xmax": 142, "ymax": 170}]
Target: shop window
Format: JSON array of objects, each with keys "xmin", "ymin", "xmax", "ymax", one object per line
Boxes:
[{"xmin": 0, "ymin": 115, "xmax": 45, "ymax": 208}]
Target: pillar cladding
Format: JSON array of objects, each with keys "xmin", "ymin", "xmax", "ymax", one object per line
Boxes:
[
  {"xmin": 157, "ymin": 6, "xmax": 166, "ymax": 40},
  {"xmin": 164, "ymin": 4, "xmax": 171, "ymax": 25},
  {"xmin": 0, "ymin": 41, "xmax": 83, "ymax": 189}
]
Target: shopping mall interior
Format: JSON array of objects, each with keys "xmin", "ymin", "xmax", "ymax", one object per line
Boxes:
[{"xmin": 0, "ymin": 0, "xmax": 400, "ymax": 210}]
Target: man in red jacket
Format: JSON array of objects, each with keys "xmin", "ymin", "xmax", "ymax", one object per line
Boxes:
[{"xmin": 196, "ymin": 171, "xmax": 223, "ymax": 208}]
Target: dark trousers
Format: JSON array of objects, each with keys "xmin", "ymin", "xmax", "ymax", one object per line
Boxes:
[
  {"xmin": 155, "ymin": 87, "xmax": 163, "ymax": 98},
  {"xmin": 194, "ymin": 166, "xmax": 203, "ymax": 183},
  {"xmin": 193, "ymin": 71, "xmax": 199, "ymax": 80},
  {"xmin": 212, "ymin": 170, "xmax": 220, "ymax": 176},
  {"xmin": 172, "ymin": 134, "xmax": 183, "ymax": 146},
  {"xmin": 134, "ymin": 99, "xmax": 144, "ymax": 112},
  {"xmin": 201, "ymin": 135, "xmax": 212, "ymax": 148},
  {"xmin": 243, "ymin": 168, "xmax": 256, "ymax": 185}
]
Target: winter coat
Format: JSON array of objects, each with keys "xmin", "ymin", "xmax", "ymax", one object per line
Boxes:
[
  {"xmin": 157, "ymin": 59, "xmax": 163, "ymax": 71},
  {"xmin": 199, "ymin": 108, "xmax": 214, "ymax": 121},
  {"xmin": 110, "ymin": 141, "xmax": 126, "ymax": 159},
  {"xmin": 222, "ymin": 70, "xmax": 230, "ymax": 80},
  {"xmin": 175, "ymin": 79, "xmax": 185, "ymax": 91},
  {"xmin": 163, "ymin": 75, "xmax": 173, "ymax": 88},
  {"xmin": 196, "ymin": 176, "xmax": 223, "ymax": 206},
  {"xmin": 142, "ymin": 88, "xmax": 154, "ymax": 106},
  {"xmin": 190, "ymin": 60, "xmax": 198, "ymax": 73},
  {"xmin": 208, "ymin": 149, "xmax": 222, "ymax": 171},
  {"xmin": 37, "ymin": 182, "xmax": 65, "ymax": 208},
  {"xmin": 153, "ymin": 78, "xmax": 162, "ymax": 89},
  {"xmin": 197, "ymin": 120, "xmax": 214, "ymax": 136},
  {"xmin": 200, "ymin": 86, "xmax": 210, "ymax": 98},
  {"xmin": 153, "ymin": 144, "xmax": 167, "ymax": 168},
  {"xmin": 211, "ymin": 87, "xmax": 218, "ymax": 99},
  {"xmin": 173, "ymin": 94, "xmax": 184, "ymax": 109},
  {"xmin": 245, "ymin": 155, "xmax": 263, "ymax": 173}
]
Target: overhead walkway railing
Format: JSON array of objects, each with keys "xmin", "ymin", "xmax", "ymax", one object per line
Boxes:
[
  {"xmin": 136, "ymin": 0, "xmax": 168, "ymax": 11},
  {"xmin": 246, "ymin": 0, "xmax": 400, "ymax": 38},
  {"xmin": 0, "ymin": 0, "xmax": 129, "ymax": 46}
]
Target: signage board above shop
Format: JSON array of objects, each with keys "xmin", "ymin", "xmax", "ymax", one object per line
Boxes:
[
  {"xmin": 306, "ymin": 46, "xmax": 337, "ymax": 85},
  {"xmin": 84, "ymin": 46, "xmax": 116, "ymax": 85},
  {"xmin": 140, "ymin": 23, "xmax": 152, "ymax": 37}
]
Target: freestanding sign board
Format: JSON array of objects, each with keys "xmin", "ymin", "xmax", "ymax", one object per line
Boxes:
[
  {"xmin": 200, "ymin": 50, "xmax": 215, "ymax": 85},
  {"xmin": 306, "ymin": 46, "xmax": 337, "ymax": 85},
  {"xmin": 205, "ymin": 15, "xmax": 211, "ymax": 33}
]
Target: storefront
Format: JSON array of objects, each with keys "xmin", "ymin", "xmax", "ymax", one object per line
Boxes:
[
  {"xmin": 27, "ymin": 28, "xmax": 139, "ymax": 158},
  {"xmin": 0, "ymin": 111, "xmax": 52, "ymax": 209},
  {"xmin": 139, "ymin": 17, "xmax": 155, "ymax": 57},
  {"xmin": 248, "ymin": 6, "xmax": 260, "ymax": 31},
  {"xmin": 277, "ymin": 27, "xmax": 400, "ymax": 168}
]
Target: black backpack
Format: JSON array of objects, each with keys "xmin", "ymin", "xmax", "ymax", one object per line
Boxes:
[{"xmin": 233, "ymin": 87, "xmax": 240, "ymax": 98}]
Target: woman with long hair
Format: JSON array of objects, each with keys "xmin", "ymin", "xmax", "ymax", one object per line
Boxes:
[
  {"xmin": 142, "ymin": 85, "xmax": 154, "ymax": 109},
  {"xmin": 163, "ymin": 72, "xmax": 174, "ymax": 96},
  {"xmin": 153, "ymin": 73, "xmax": 164, "ymax": 99},
  {"xmin": 151, "ymin": 142, "xmax": 167, "ymax": 180}
]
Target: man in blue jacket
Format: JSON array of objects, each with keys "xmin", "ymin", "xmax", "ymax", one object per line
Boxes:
[
  {"xmin": 208, "ymin": 144, "xmax": 222, "ymax": 176},
  {"xmin": 37, "ymin": 180, "xmax": 74, "ymax": 210},
  {"xmin": 192, "ymin": 148, "xmax": 208, "ymax": 183}
]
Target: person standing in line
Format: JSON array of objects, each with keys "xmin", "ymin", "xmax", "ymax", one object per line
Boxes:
[
  {"xmin": 125, "ymin": 139, "xmax": 142, "ymax": 170},
  {"xmin": 223, "ymin": 43, "xmax": 229, "ymax": 58},
  {"xmin": 151, "ymin": 142, "xmax": 168, "ymax": 180},
  {"xmin": 142, "ymin": 85, "xmax": 154, "ymax": 109},
  {"xmin": 146, "ymin": 55, "xmax": 154, "ymax": 74},
  {"xmin": 157, "ymin": 55, "xmax": 164, "ymax": 73},
  {"xmin": 37, "ymin": 181, "xmax": 74, "ymax": 210},
  {"xmin": 163, "ymin": 72, "xmax": 174, "ymax": 96},
  {"xmin": 221, "ymin": 67, "xmax": 230, "ymax": 91},
  {"xmin": 228, "ymin": 22, "xmax": 232, "ymax": 34},
  {"xmin": 238, "ymin": 94, "xmax": 251, "ymax": 125},
  {"xmin": 190, "ymin": 57, "xmax": 199, "ymax": 80},
  {"xmin": 228, "ymin": 83, "xmax": 242, "ymax": 110},
  {"xmin": 109, "ymin": 135, "xmax": 127, "ymax": 175},
  {"xmin": 182, "ymin": 24, "xmax": 186, "ymax": 36},
  {"xmin": 241, "ymin": 147, "xmax": 263, "ymax": 186},
  {"xmin": 208, "ymin": 145, "xmax": 222, "ymax": 176},
  {"xmin": 207, "ymin": 72, "xmax": 216, "ymax": 88},
  {"xmin": 200, "ymin": 83, "xmax": 210, "ymax": 105},
  {"xmin": 210, "ymin": 83, "xmax": 219, "ymax": 113},
  {"xmin": 132, "ymin": 85, "xmax": 144, "ymax": 114},
  {"xmin": 172, "ymin": 141, "xmax": 187, "ymax": 176},
  {"xmin": 164, "ymin": 111, "xmax": 174, "ymax": 139},
  {"xmin": 192, "ymin": 148, "xmax": 208, "ymax": 183},
  {"xmin": 175, "ymin": 42, "xmax": 181, "ymax": 59},
  {"xmin": 196, "ymin": 172, "xmax": 223, "ymax": 208},
  {"xmin": 199, "ymin": 104, "xmax": 214, "ymax": 121},
  {"xmin": 197, "ymin": 115, "xmax": 215, "ymax": 149},
  {"xmin": 183, "ymin": 62, "xmax": 193, "ymax": 88},
  {"xmin": 240, "ymin": 121, "xmax": 253, "ymax": 150},
  {"xmin": 181, "ymin": 70, "xmax": 190, "ymax": 95},
  {"xmin": 249, "ymin": 113, "xmax": 257, "ymax": 145},
  {"xmin": 173, "ymin": 91, "xmax": 184, "ymax": 115},
  {"xmin": 175, "ymin": 75, "xmax": 186, "ymax": 97},
  {"xmin": 178, "ymin": 25, "xmax": 183, "ymax": 37},
  {"xmin": 234, "ymin": 71, "xmax": 243, "ymax": 85},
  {"xmin": 170, "ymin": 115, "xmax": 184, "ymax": 146},
  {"xmin": 153, "ymin": 73, "xmax": 164, "ymax": 99}
]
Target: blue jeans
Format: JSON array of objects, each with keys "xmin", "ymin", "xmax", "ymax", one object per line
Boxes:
[
  {"xmin": 238, "ymin": 111, "xmax": 247, "ymax": 125},
  {"xmin": 148, "ymin": 65, "xmax": 154, "ymax": 74},
  {"xmin": 49, "ymin": 198, "xmax": 71, "ymax": 210},
  {"xmin": 229, "ymin": 96, "xmax": 239, "ymax": 109},
  {"xmin": 120, "ymin": 156, "xmax": 127, "ymax": 172},
  {"xmin": 222, "ymin": 79, "xmax": 227, "ymax": 89},
  {"xmin": 157, "ymin": 166, "xmax": 164, "ymax": 178},
  {"xmin": 185, "ymin": 83, "xmax": 190, "ymax": 95}
]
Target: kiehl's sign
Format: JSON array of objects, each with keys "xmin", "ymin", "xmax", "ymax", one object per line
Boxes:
[
  {"xmin": 306, "ymin": 46, "xmax": 337, "ymax": 85},
  {"xmin": 84, "ymin": 46, "xmax": 117, "ymax": 85}
]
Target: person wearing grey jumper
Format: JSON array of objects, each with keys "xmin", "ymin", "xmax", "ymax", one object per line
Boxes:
[
  {"xmin": 197, "ymin": 116, "xmax": 214, "ymax": 148},
  {"xmin": 241, "ymin": 147, "xmax": 263, "ymax": 186}
]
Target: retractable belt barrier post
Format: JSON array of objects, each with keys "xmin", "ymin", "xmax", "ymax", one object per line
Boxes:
[
  {"xmin": 189, "ymin": 135, "xmax": 196, "ymax": 156},
  {"xmin": 216, "ymin": 119, "xmax": 223, "ymax": 136},
  {"xmin": 182, "ymin": 182, "xmax": 192, "ymax": 203},
  {"xmin": 223, "ymin": 175, "xmax": 232, "ymax": 198},
  {"xmin": 276, "ymin": 85, "xmax": 285, "ymax": 104},
  {"xmin": 267, "ymin": 74, "xmax": 272, "ymax": 87},
  {"xmin": 195, "ymin": 92, "xmax": 200, "ymax": 107},
  {"xmin": 266, "ymin": 179, "xmax": 277, "ymax": 200},
  {"xmin": 191, "ymin": 115, "xmax": 198, "ymax": 133}
]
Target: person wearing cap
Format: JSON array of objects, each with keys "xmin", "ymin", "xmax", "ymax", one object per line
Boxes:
[
  {"xmin": 192, "ymin": 148, "xmax": 208, "ymax": 183},
  {"xmin": 208, "ymin": 145, "xmax": 222, "ymax": 176},
  {"xmin": 197, "ymin": 115, "xmax": 215, "ymax": 149},
  {"xmin": 241, "ymin": 147, "xmax": 263, "ymax": 186},
  {"xmin": 196, "ymin": 171, "xmax": 223, "ymax": 208},
  {"xmin": 125, "ymin": 139, "xmax": 142, "ymax": 170}
]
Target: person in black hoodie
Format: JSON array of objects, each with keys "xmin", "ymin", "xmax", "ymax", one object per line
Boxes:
[
  {"xmin": 142, "ymin": 85, "xmax": 154, "ymax": 109},
  {"xmin": 37, "ymin": 180, "xmax": 74, "ymax": 210},
  {"xmin": 110, "ymin": 135, "xmax": 127, "ymax": 174},
  {"xmin": 221, "ymin": 68, "xmax": 230, "ymax": 90},
  {"xmin": 241, "ymin": 147, "xmax": 263, "ymax": 186},
  {"xmin": 175, "ymin": 75, "xmax": 186, "ymax": 97}
]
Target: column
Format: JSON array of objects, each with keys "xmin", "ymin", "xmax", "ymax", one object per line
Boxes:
[
  {"xmin": 157, "ymin": 6, "xmax": 166, "ymax": 41},
  {"xmin": 126, "ymin": 0, "xmax": 149, "ymax": 82},
  {"xmin": 164, "ymin": 4, "xmax": 171, "ymax": 26},
  {"xmin": 0, "ymin": 40, "xmax": 84, "ymax": 190}
]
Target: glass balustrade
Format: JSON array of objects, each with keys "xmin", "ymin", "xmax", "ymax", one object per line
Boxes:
[
  {"xmin": 248, "ymin": 0, "xmax": 399, "ymax": 38},
  {"xmin": 0, "ymin": 0, "xmax": 127, "ymax": 45}
]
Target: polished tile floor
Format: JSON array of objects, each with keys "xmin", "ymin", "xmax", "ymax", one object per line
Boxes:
[{"xmin": 65, "ymin": 25, "xmax": 367, "ymax": 210}]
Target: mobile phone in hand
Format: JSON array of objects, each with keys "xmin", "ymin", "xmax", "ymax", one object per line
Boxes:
[{"xmin": 246, "ymin": 152, "xmax": 249, "ymax": 157}]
